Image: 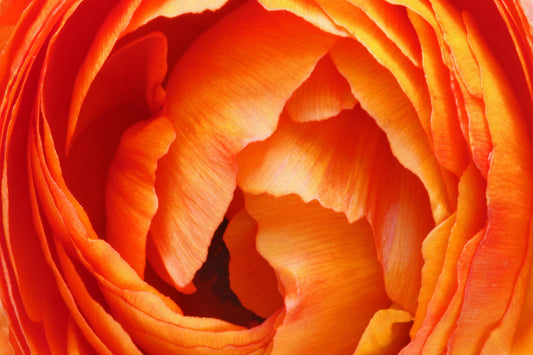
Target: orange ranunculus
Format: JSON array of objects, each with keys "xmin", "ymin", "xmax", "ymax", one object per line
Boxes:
[{"xmin": 0, "ymin": 0, "xmax": 532, "ymax": 353}]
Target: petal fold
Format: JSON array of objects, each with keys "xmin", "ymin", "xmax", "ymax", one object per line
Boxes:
[
  {"xmin": 224, "ymin": 209, "xmax": 283, "ymax": 320},
  {"xmin": 105, "ymin": 115, "xmax": 175, "ymax": 277},
  {"xmin": 246, "ymin": 193, "xmax": 390, "ymax": 354},
  {"xmin": 354, "ymin": 308, "xmax": 412, "ymax": 355},
  {"xmin": 150, "ymin": 0, "xmax": 336, "ymax": 292}
]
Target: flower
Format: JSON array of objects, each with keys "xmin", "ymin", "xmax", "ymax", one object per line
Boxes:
[{"xmin": 0, "ymin": 0, "xmax": 532, "ymax": 354}]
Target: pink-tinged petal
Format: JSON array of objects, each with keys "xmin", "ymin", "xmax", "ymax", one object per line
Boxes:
[
  {"xmin": 245, "ymin": 193, "xmax": 390, "ymax": 354},
  {"xmin": 329, "ymin": 38, "xmax": 451, "ymax": 223},
  {"xmin": 105, "ymin": 115, "xmax": 175, "ymax": 277},
  {"xmin": 150, "ymin": 0, "xmax": 337, "ymax": 292},
  {"xmin": 237, "ymin": 107, "xmax": 433, "ymax": 314},
  {"xmin": 354, "ymin": 308, "xmax": 412, "ymax": 355},
  {"xmin": 224, "ymin": 210, "xmax": 283, "ymax": 320},
  {"xmin": 409, "ymin": 11, "xmax": 468, "ymax": 177},
  {"xmin": 63, "ymin": 31, "xmax": 168, "ymax": 235},
  {"xmin": 285, "ymin": 54, "xmax": 357, "ymax": 123},
  {"xmin": 257, "ymin": 0, "xmax": 349, "ymax": 36}
]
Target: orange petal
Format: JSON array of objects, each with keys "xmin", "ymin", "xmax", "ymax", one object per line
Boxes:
[
  {"xmin": 257, "ymin": 0, "xmax": 349, "ymax": 36},
  {"xmin": 406, "ymin": 163, "xmax": 486, "ymax": 351},
  {"xmin": 342, "ymin": 0, "xmax": 422, "ymax": 66},
  {"xmin": 237, "ymin": 107, "xmax": 434, "ymax": 314},
  {"xmin": 105, "ymin": 115, "xmax": 175, "ymax": 277},
  {"xmin": 63, "ymin": 31, "xmax": 168, "ymax": 236},
  {"xmin": 1, "ymin": 30, "xmax": 76, "ymax": 352},
  {"xmin": 223, "ymin": 210, "xmax": 283, "ymax": 320},
  {"xmin": 409, "ymin": 11, "xmax": 468, "ymax": 177},
  {"xmin": 150, "ymin": 0, "xmax": 337, "ymax": 292},
  {"xmin": 314, "ymin": 0, "xmax": 433, "ymax": 139},
  {"xmin": 55, "ymin": 242, "xmax": 142, "ymax": 354},
  {"xmin": 314, "ymin": 0, "xmax": 421, "ymax": 67},
  {"xmin": 354, "ymin": 308, "xmax": 412, "ymax": 355},
  {"xmin": 329, "ymin": 38, "xmax": 451, "ymax": 224},
  {"xmin": 32, "ymin": 103, "xmax": 280, "ymax": 353},
  {"xmin": 126, "ymin": 0, "xmax": 229, "ymax": 32},
  {"xmin": 400, "ymin": 227, "xmax": 486, "ymax": 355},
  {"xmin": 428, "ymin": 0, "xmax": 482, "ymax": 97},
  {"xmin": 285, "ymin": 54, "xmax": 357, "ymax": 122},
  {"xmin": 237, "ymin": 109, "xmax": 380, "ymax": 223},
  {"xmin": 245, "ymin": 193, "xmax": 390, "ymax": 353},
  {"xmin": 411, "ymin": 213, "xmax": 456, "ymax": 338},
  {"xmin": 0, "ymin": 1, "xmax": 32, "ymax": 53},
  {"xmin": 511, "ymin": 221, "xmax": 533, "ymax": 355},
  {"xmin": 446, "ymin": 14, "xmax": 533, "ymax": 354},
  {"xmin": 448, "ymin": 0, "xmax": 533, "ymax": 135}
]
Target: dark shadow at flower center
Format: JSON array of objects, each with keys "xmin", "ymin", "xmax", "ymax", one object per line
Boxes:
[{"xmin": 144, "ymin": 219, "xmax": 265, "ymax": 328}]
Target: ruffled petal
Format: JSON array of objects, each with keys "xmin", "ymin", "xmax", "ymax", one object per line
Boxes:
[
  {"xmin": 32, "ymin": 98, "xmax": 281, "ymax": 353},
  {"xmin": 245, "ymin": 193, "xmax": 390, "ymax": 354},
  {"xmin": 223, "ymin": 210, "xmax": 283, "ymax": 320},
  {"xmin": 354, "ymin": 308, "xmax": 412, "ymax": 355},
  {"xmin": 105, "ymin": 115, "xmax": 175, "ymax": 277},
  {"xmin": 257, "ymin": 0, "xmax": 349, "ymax": 37},
  {"xmin": 329, "ymin": 38, "xmax": 451, "ymax": 224},
  {"xmin": 63, "ymin": 31, "xmax": 168, "ymax": 235},
  {"xmin": 404, "ymin": 163, "xmax": 486, "ymax": 352},
  {"xmin": 285, "ymin": 54, "xmax": 357, "ymax": 123},
  {"xmin": 0, "ymin": 1, "xmax": 33, "ymax": 52},
  {"xmin": 150, "ymin": 0, "xmax": 337, "ymax": 292},
  {"xmin": 126, "ymin": 0, "xmax": 229, "ymax": 32},
  {"xmin": 409, "ymin": 11, "xmax": 468, "ymax": 177},
  {"xmin": 237, "ymin": 107, "xmax": 433, "ymax": 314},
  {"xmin": 447, "ymin": 14, "xmax": 533, "ymax": 354},
  {"xmin": 411, "ymin": 213, "xmax": 456, "ymax": 338}
]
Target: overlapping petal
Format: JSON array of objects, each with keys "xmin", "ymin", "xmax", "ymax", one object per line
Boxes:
[
  {"xmin": 150, "ymin": 0, "xmax": 337, "ymax": 292},
  {"xmin": 245, "ymin": 193, "xmax": 390, "ymax": 354}
]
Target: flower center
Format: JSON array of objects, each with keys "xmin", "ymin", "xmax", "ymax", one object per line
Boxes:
[{"xmin": 144, "ymin": 219, "xmax": 265, "ymax": 328}]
